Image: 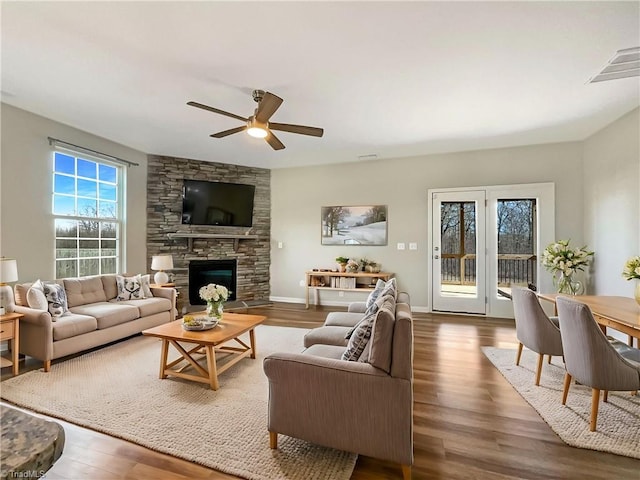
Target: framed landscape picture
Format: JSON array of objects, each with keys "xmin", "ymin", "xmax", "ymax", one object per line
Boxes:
[{"xmin": 321, "ymin": 205, "xmax": 388, "ymax": 246}]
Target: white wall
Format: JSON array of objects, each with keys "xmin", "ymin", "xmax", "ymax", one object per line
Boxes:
[
  {"xmin": 0, "ymin": 104, "xmax": 149, "ymax": 281},
  {"xmin": 583, "ymin": 107, "xmax": 640, "ymax": 297},
  {"xmin": 271, "ymin": 142, "xmax": 584, "ymax": 310}
]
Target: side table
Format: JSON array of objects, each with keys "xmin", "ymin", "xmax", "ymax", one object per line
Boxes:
[{"xmin": 1, "ymin": 312, "xmax": 23, "ymax": 376}]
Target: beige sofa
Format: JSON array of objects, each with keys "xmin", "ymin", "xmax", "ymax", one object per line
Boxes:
[
  {"xmin": 13, "ymin": 274, "xmax": 176, "ymax": 372},
  {"xmin": 263, "ymin": 291, "xmax": 413, "ymax": 479}
]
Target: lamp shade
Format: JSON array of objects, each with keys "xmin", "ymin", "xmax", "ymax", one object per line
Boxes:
[
  {"xmin": 151, "ymin": 254, "xmax": 173, "ymax": 271},
  {"xmin": 0, "ymin": 258, "xmax": 18, "ymax": 284}
]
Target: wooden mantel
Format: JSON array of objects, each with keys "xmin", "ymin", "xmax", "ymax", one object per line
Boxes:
[{"xmin": 167, "ymin": 232, "xmax": 259, "ymax": 252}]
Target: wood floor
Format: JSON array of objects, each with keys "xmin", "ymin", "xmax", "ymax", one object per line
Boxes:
[{"xmin": 3, "ymin": 302, "xmax": 639, "ymax": 479}]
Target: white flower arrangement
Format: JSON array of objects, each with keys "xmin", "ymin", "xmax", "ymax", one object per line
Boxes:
[
  {"xmin": 346, "ymin": 258, "xmax": 360, "ymax": 273},
  {"xmin": 199, "ymin": 283, "xmax": 230, "ymax": 303},
  {"xmin": 622, "ymin": 256, "xmax": 640, "ymax": 281},
  {"xmin": 541, "ymin": 239, "xmax": 594, "ymax": 277}
]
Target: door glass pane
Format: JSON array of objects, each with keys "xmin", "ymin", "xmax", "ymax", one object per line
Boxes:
[
  {"xmin": 496, "ymin": 199, "xmax": 537, "ymax": 297},
  {"xmin": 440, "ymin": 201, "xmax": 477, "ymax": 297}
]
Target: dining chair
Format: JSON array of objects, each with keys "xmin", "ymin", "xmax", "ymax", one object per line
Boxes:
[
  {"xmin": 511, "ymin": 287, "xmax": 564, "ymax": 386},
  {"xmin": 556, "ymin": 296, "xmax": 640, "ymax": 432}
]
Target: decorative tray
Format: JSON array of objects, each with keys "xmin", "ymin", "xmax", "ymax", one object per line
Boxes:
[{"xmin": 182, "ymin": 317, "xmax": 219, "ymax": 331}]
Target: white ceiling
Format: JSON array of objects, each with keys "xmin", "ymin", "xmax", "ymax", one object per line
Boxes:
[{"xmin": 2, "ymin": 1, "xmax": 639, "ymax": 169}]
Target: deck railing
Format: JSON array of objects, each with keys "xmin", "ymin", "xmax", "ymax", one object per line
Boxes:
[{"xmin": 441, "ymin": 254, "xmax": 536, "ymax": 287}]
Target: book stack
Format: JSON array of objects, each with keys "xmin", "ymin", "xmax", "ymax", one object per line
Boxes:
[{"xmin": 330, "ymin": 276, "xmax": 356, "ymax": 289}]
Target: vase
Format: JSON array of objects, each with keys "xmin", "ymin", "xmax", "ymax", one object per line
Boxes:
[
  {"xmin": 337, "ymin": 263, "xmax": 347, "ymax": 273},
  {"xmin": 635, "ymin": 282, "xmax": 640, "ymax": 307},
  {"xmin": 556, "ymin": 272, "xmax": 583, "ymax": 295},
  {"xmin": 206, "ymin": 301, "xmax": 224, "ymax": 320}
]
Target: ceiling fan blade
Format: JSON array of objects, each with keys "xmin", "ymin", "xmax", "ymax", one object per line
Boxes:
[
  {"xmin": 187, "ymin": 101, "xmax": 247, "ymax": 122},
  {"xmin": 255, "ymin": 92, "xmax": 283, "ymax": 123},
  {"xmin": 210, "ymin": 126, "xmax": 247, "ymax": 138},
  {"xmin": 265, "ymin": 131, "xmax": 285, "ymax": 150},
  {"xmin": 269, "ymin": 122, "xmax": 324, "ymax": 137}
]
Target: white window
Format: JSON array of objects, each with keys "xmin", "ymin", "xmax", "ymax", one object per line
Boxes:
[{"xmin": 53, "ymin": 150, "xmax": 122, "ymax": 278}]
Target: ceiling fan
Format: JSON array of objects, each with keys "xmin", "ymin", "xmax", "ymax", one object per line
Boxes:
[{"xmin": 187, "ymin": 90, "xmax": 324, "ymax": 151}]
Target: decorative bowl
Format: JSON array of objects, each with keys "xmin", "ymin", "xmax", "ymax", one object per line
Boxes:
[{"xmin": 182, "ymin": 316, "xmax": 219, "ymax": 331}]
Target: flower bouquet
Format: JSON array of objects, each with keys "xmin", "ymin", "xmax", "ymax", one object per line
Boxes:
[
  {"xmin": 541, "ymin": 239, "xmax": 593, "ymax": 295},
  {"xmin": 622, "ymin": 256, "xmax": 640, "ymax": 305},
  {"xmin": 199, "ymin": 283, "xmax": 230, "ymax": 320}
]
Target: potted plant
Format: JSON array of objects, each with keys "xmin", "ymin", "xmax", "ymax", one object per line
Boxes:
[{"xmin": 335, "ymin": 256, "xmax": 349, "ymax": 272}]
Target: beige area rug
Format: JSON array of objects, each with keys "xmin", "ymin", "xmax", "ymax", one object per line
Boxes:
[
  {"xmin": 482, "ymin": 346, "xmax": 640, "ymax": 459},
  {"xmin": 0, "ymin": 326, "xmax": 357, "ymax": 480}
]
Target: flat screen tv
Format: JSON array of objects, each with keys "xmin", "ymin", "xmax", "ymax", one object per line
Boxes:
[{"xmin": 181, "ymin": 180, "xmax": 255, "ymax": 227}]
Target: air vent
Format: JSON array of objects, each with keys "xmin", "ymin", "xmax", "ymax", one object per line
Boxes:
[
  {"xmin": 589, "ymin": 46, "xmax": 640, "ymax": 83},
  {"xmin": 357, "ymin": 154, "xmax": 378, "ymax": 161}
]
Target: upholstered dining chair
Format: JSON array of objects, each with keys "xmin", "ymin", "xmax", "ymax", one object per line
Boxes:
[
  {"xmin": 556, "ymin": 296, "xmax": 640, "ymax": 432},
  {"xmin": 511, "ymin": 287, "xmax": 564, "ymax": 386}
]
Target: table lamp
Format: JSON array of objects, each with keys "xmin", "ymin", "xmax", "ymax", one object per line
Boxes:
[
  {"xmin": 151, "ymin": 254, "xmax": 173, "ymax": 285},
  {"xmin": 0, "ymin": 258, "xmax": 18, "ymax": 315}
]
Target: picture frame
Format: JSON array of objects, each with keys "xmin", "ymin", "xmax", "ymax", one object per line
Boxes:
[{"xmin": 321, "ymin": 205, "xmax": 388, "ymax": 246}]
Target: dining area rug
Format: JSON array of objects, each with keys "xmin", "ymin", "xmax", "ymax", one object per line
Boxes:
[
  {"xmin": 0, "ymin": 325, "xmax": 357, "ymax": 480},
  {"xmin": 482, "ymin": 346, "xmax": 640, "ymax": 459}
]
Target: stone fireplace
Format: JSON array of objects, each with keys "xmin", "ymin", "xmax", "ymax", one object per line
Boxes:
[{"xmin": 146, "ymin": 155, "xmax": 270, "ymax": 312}]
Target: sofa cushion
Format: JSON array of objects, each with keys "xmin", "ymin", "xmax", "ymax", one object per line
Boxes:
[
  {"xmin": 69, "ymin": 302, "xmax": 140, "ymax": 329},
  {"xmin": 64, "ymin": 276, "xmax": 107, "ymax": 308},
  {"xmin": 304, "ymin": 326, "xmax": 351, "ymax": 348},
  {"xmin": 366, "ymin": 299, "xmax": 396, "ymax": 373},
  {"xmin": 26, "ymin": 280, "xmax": 48, "ymax": 311},
  {"xmin": 14, "ymin": 283, "xmax": 34, "ymax": 307},
  {"xmin": 110, "ymin": 297, "xmax": 171, "ymax": 318},
  {"xmin": 52, "ymin": 314, "xmax": 98, "ymax": 341},
  {"xmin": 303, "ymin": 344, "xmax": 346, "ymax": 360},
  {"xmin": 324, "ymin": 311, "xmax": 364, "ymax": 327},
  {"xmin": 101, "ymin": 275, "xmax": 118, "ymax": 300}
]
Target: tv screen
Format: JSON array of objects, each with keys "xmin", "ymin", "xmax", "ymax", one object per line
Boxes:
[{"xmin": 181, "ymin": 180, "xmax": 255, "ymax": 227}]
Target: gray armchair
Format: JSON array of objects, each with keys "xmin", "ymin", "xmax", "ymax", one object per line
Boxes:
[
  {"xmin": 512, "ymin": 287, "xmax": 563, "ymax": 385},
  {"xmin": 556, "ymin": 297, "xmax": 640, "ymax": 432}
]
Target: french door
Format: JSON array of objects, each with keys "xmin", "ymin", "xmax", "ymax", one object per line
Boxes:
[
  {"xmin": 430, "ymin": 183, "xmax": 555, "ymax": 317},
  {"xmin": 431, "ymin": 190, "xmax": 486, "ymax": 314}
]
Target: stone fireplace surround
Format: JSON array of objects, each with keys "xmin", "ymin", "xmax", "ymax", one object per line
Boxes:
[{"xmin": 146, "ymin": 155, "xmax": 270, "ymax": 312}]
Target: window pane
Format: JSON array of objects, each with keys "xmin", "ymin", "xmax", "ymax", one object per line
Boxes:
[
  {"xmin": 78, "ymin": 219, "xmax": 100, "ymax": 238},
  {"xmin": 99, "ymin": 201, "xmax": 117, "ymax": 218},
  {"xmin": 56, "ymin": 238, "xmax": 77, "ymax": 258},
  {"xmin": 79, "ymin": 239, "xmax": 99, "ymax": 257},
  {"xmin": 101, "ymin": 239, "xmax": 117, "ymax": 256},
  {"xmin": 54, "ymin": 174, "xmax": 75, "ymax": 195},
  {"xmin": 79, "ymin": 258, "xmax": 99, "ymax": 276},
  {"xmin": 55, "ymin": 219, "xmax": 77, "ymax": 237},
  {"xmin": 77, "ymin": 198, "xmax": 97, "ymax": 217},
  {"xmin": 99, "ymin": 164, "xmax": 117, "ymax": 183},
  {"xmin": 56, "ymin": 259, "xmax": 77, "ymax": 279},
  {"xmin": 101, "ymin": 257, "xmax": 117, "ymax": 274},
  {"xmin": 53, "ymin": 195, "xmax": 75, "ymax": 215},
  {"xmin": 54, "ymin": 153, "xmax": 75, "ymax": 174},
  {"xmin": 77, "ymin": 179, "xmax": 97, "ymax": 198},
  {"xmin": 102, "ymin": 223, "xmax": 117, "ymax": 238},
  {"xmin": 77, "ymin": 159, "xmax": 97, "ymax": 179},
  {"xmin": 99, "ymin": 183, "xmax": 116, "ymax": 201}
]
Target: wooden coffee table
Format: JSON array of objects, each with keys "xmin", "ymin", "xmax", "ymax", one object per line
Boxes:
[{"xmin": 142, "ymin": 312, "xmax": 266, "ymax": 390}]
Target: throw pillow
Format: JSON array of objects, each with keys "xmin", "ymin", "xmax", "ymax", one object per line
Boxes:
[
  {"xmin": 42, "ymin": 282, "xmax": 68, "ymax": 318},
  {"xmin": 140, "ymin": 274, "xmax": 153, "ymax": 298},
  {"xmin": 344, "ymin": 293, "xmax": 386, "ymax": 340},
  {"xmin": 379, "ymin": 277, "xmax": 397, "ymax": 300},
  {"xmin": 365, "ymin": 279, "xmax": 386, "ymax": 309},
  {"xmin": 116, "ymin": 274, "xmax": 144, "ymax": 301},
  {"xmin": 341, "ymin": 304, "xmax": 379, "ymax": 362},
  {"xmin": 26, "ymin": 281, "xmax": 48, "ymax": 311}
]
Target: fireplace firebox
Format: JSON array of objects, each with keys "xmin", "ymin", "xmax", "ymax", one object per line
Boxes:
[{"xmin": 189, "ymin": 259, "xmax": 237, "ymax": 304}]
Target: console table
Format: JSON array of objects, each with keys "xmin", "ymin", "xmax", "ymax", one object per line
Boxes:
[{"xmin": 305, "ymin": 271, "xmax": 393, "ymax": 309}]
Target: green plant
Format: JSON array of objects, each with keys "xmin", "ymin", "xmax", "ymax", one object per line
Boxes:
[{"xmin": 335, "ymin": 256, "xmax": 349, "ymax": 264}]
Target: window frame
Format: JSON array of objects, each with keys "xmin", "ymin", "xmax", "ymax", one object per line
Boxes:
[{"xmin": 52, "ymin": 148, "xmax": 124, "ymax": 279}]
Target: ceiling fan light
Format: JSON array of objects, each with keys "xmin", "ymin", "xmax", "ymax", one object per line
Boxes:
[{"xmin": 247, "ymin": 126, "xmax": 268, "ymax": 138}]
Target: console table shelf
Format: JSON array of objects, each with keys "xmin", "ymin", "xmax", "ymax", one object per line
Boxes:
[
  {"xmin": 305, "ymin": 271, "xmax": 393, "ymax": 309},
  {"xmin": 167, "ymin": 233, "xmax": 258, "ymax": 252}
]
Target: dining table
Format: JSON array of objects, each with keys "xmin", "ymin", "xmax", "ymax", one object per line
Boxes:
[{"xmin": 537, "ymin": 293, "xmax": 640, "ymax": 346}]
